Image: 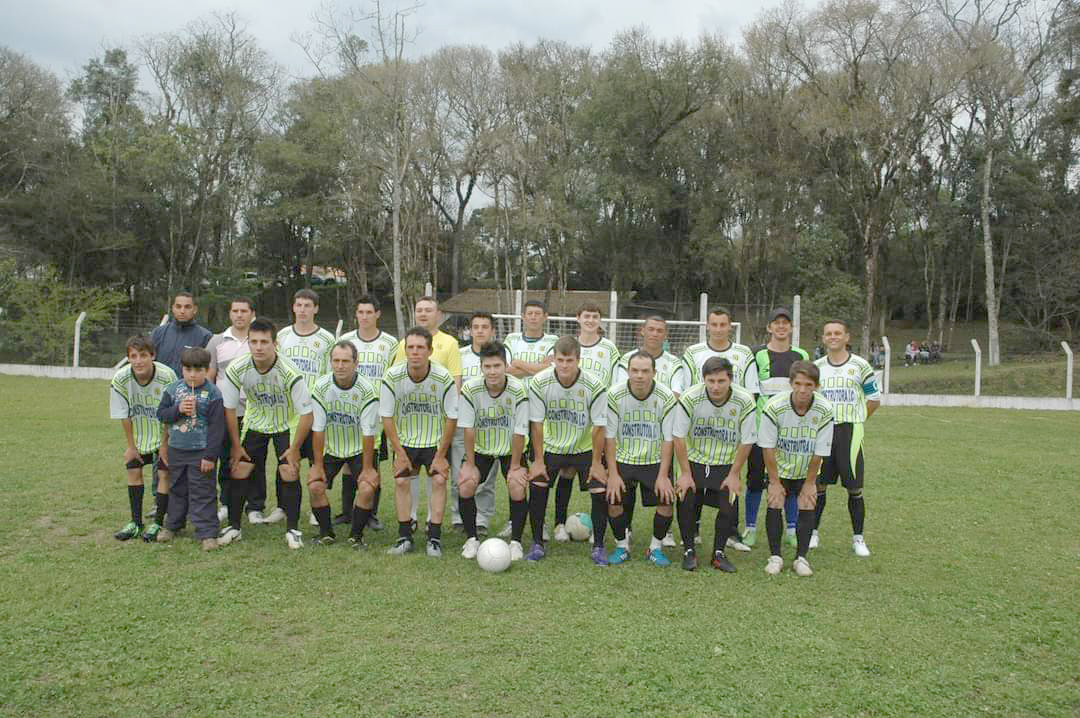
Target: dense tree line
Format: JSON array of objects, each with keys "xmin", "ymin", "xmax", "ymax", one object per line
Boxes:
[{"xmin": 1, "ymin": 0, "xmax": 1078, "ymax": 361}]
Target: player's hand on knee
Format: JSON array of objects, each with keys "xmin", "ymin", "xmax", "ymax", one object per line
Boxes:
[
  {"xmin": 720, "ymin": 474, "xmax": 741, "ymax": 496},
  {"xmin": 431, "ymin": 455, "xmax": 450, "ymax": 479},
  {"xmin": 279, "ymin": 462, "xmax": 299, "ymax": 482},
  {"xmin": 460, "ymin": 462, "xmax": 481, "ymax": 487},
  {"xmin": 279, "ymin": 446, "xmax": 300, "ymax": 468},
  {"xmin": 767, "ymin": 481, "xmax": 785, "ymax": 509},
  {"xmin": 528, "ymin": 461, "xmax": 547, "ymax": 482},
  {"xmin": 307, "ymin": 464, "xmax": 326, "ymax": 485},
  {"xmin": 359, "ymin": 467, "xmax": 379, "ymax": 489},
  {"xmin": 393, "ymin": 452, "xmax": 413, "ymax": 478},
  {"xmin": 123, "ymin": 446, "xmax": 140, "ymax": 464},
  {"xmin": 605, "ymin": 474, "xmax": 625, "ymax": 504},
  {"xmin": 199, "ymin": 458, "xmax": 215, "ymax": 474},
  {"xmin": 589, "ymin": 461, "xmax": 607, "ymax": 484},
  {"xmin": 675, "ymin": 475, "xmax": 695, "ymax": 500},
  {"xmin": 798, "ymin": 482, "xmax": 817, "ymax": 510},
  {"xmin": 655, "ymin": 475, "xmax": 675, "ymax": 504}
]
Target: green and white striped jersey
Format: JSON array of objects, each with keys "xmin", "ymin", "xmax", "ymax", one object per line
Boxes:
[
  {"xmin": 221, "ymin": 354, "xmax": 313, "ymax": 435},
  {"xmin": 682, "ymin": 341, "xmax": 754, "ymax": 390},
  {"xmin": 606, "ymin": 381, "xmax": 677, "ymax": 465},
  {"xmin": 672, "ymin": 383, "xmax": 757, "ymax": 466},
  {"xmin": 612, "ymin": 349, "xmax": 687, "ymax": 393},
  {"xmin": 457, "ymin": 375, "xmax": 529, "ymax": 457},
  {"xmin": 757, "ymin": 391, "xmax": 834, "ymax": 480},
  {"xmin": 277, "ymin": 325, "xmax": 335, "ymax": 388},
  {"xmin": 109, "ymin": 362, "xmax": 177, "ymax": 453},
  {"xmin": 505, "ymin": 332, "xmax": 557, "ymax": 389},
  {"xmin": 379, "ymin": 362, "xmax": 458, "ymax": 449},
  {"xmin": 578, "ymin": 337, "xmax": 620, "ymax": 387},
  {"xmin": 814, "ymin": 353, "xmax": 881, "ymax": 424},
  {"xmin": 528, "ymin": 367, "xmax": 607, "ymax": 455},
  {"xmin": 339, "ymin": 330, "xmax": 397, "ymax": 382},
  {"xmin": 311, "ymin": 372, "xmax": 379, "ymax": 459}
]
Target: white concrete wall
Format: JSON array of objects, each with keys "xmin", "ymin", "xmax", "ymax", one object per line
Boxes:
[
  {"xmin": 0, "ymin": 364, "xmax": 114, "ymax": 380},
  {"xmin": 881, "ymin": 393, "xmax": 1077, "ymax": 411}
]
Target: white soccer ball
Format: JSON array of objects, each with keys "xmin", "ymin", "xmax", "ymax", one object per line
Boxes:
[
  {"xmin": 476, "ymin": 538, "xmax": 512, "ymax": 573},
  {"xmin": 565, "ymin": 512, "xmax": 592, "ymax": 542}
]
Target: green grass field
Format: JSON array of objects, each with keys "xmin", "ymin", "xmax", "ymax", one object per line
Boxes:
[
  {"xmin": 889, "ymin": 355, "xmax": 1071, "ymax": 397},
  {"xmin": 2, "ymin": 376, "xmax": 1078, "ymax": 717}
]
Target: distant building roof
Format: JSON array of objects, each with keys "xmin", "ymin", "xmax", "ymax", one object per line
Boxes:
[{"xmin": 439, "ymin": 289, "xmax": 634, "ymax": 317}]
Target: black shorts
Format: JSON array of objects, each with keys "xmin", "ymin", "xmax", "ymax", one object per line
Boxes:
[
  {"xmin": 322, "ymin": 454, "xmax": 365, "ymax": 489},
  {"xmin": 780, "ymin": 478, "xmax": 806, "ymax": 497},
  {"xmin": 243, "ymin": 430, "xmax": 291, "ymax": 472},
  {"xmin": 543, "ymin": 451, "xmax": 600, "ymax": 491},
  {"xmin": 474, "ymin": 454, "xmax": 513, "ymax": 483},
  {"xmin": 616, "ymin": 462, "xmax": 665, "ymax": 506},
  {"xmin": 818, "ymin": 422, "xmax": 864, "ymax": 490},
  {"xmin": 125, "ymin": 452, "xmax": 167, "ymax": 472},
  {"xmin": 689, "ymin": 462, "xmax": 735, "ymax": 508},
  {"xmin": 747, "ymin": 444, "xmax": 767, "ymax": 491},
  {"xmin": 378, "ymin": 433, "xmax": 389, "ymax": 463},
  {"xmin": 299, "ymin": 431, "xmax": 314, "ymax": 462},
  {"xmin": 397, "ymin": 446, "xmax": 438, "ymax": 478}
]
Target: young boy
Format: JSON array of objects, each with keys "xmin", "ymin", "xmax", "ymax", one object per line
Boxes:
[{"xmin": 155, "ymin": 348, "xmax": 226, "ymax": 551}]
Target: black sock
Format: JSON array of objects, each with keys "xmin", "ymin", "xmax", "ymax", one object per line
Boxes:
[
  {"xmin": 459, "ymin": 496, "xmax": 477, "ymax": 538},
  {"xmin": 313, "ymin": 505, "xmax": 333, "ymax": 536},
  {"xmin": 728, "ymin": 495, "xmax": 740, "ymax": 538},
  {"xmin": 340, "ymin": 477, "xmax": 356, "ymax": 520},
  {"xmin": 510, "ymin": 499, "xmax": 528, "ymax": 542},
  {"xmin": 695, "ymin": 495, "xmax": 704, "ymax": 539},
  {"xmin": 528, "ymin": 483, "xmax": 549, "ymax": 545},
  {"xmin": 351, "ymin": 507, "xmax": 372, "ymax": 540},
  {"xmin": 590, "ymin": 492, "xmax": 608, "ymax": 547},
  {"xmin": 398, "ymin": 520, "xmax": 412, "ymax": 540},
  {"xmin": 128, "ymin": 485, "xmax": 144, "ymax": 525},
  {"xmin": 372, "ymin": 485, "xmax": 382, "ymax": 514},
  {"xmin": 797, "ymin": 509, "xmax": 814, "ymax": 558},
  {"xmin": 653, "ymin": 512, "xmax": 673, "ymax": 541},
  {"xmin": 281, "ymin": 481, "xmax": 301, "ymax": 531},
  {"xmin": 154, "ymin": 492, "xmax": 169, "ymax": 525},
  {"xmin": 624, "ymin": 484, "xmax": 637, "ymax": 530},
  {"xmin": 554, "ymin": 477, "xmax": 573, "ymax": 525},
  {"xmin": 815, "ymin": 490, "xmax": 827, "ymax": 530},
  {"xmin": 715, "ymin": 505, "xmax": 732, "ymax": 554},
  {"xmin": 227, "ymin": 479, "xmax": 245, "ymax": 529},
  {"xmin": 428, "ymin": 522, "xmax": 442, "ymax": 543},
  {"xmin": 766, "ymin": 507, "xmax": 783, "ymax": 555},
  {"xmin": 849, "ymin": 493, "xmax": 865, "ymax": 535},
  {"xmin": 677, "ymin": 497, "xmax": 697, "ymax": 548},
  {"xmin": 610, "ymin": 511, "xmax": 628, "ymax": 542}
]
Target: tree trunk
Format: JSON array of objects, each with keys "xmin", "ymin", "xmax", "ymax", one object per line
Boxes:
[
  {"xmin": 860, "ymin": 222, "xmax": 879, "ymax": 357},
  {"xmin": 391, "ymin": 176, "xmax": 405, "ymax": 335},
  {"xmin": 981, "ymin": 146, "xmax": 1000, "ymax": 366}
]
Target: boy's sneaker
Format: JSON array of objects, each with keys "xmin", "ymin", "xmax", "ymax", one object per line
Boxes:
[
  {"xmin": 426, "ymin": 539, "xmax": 442, "ymax": 558},
  {"xmin": 726, "ymin": 536, "xmax": 751, "ymax": 552},
  {"xmin": 368, "ymin": 517, "xmax": 383, "ymax": 531},
  {"xmin": 201, "ymin": 538, "xmax": 219, "ymax": 551},
  {"xmin": 809, "ymin": 530, "xmax": 820, "ymax": 549},
  {"xmin": 742, "ymin": 527, "xmax": 757, "ymax": 547},
  {"xmin": 247, "ymin": 510, "xmax": 266, "ymax": 524},
  {"xmin": 309, "ymin": 512, "xmax": 319, "ymax": 527},
  {"xmin": 509, "ymin": 540, "xmax": 524, "ymax": 561},
  {"xmin": 524, "ymin": 543, "xmax": 545, "ymax": 562},
  {"xmin": 852, "ymin": 535, "xmax": 871, "ymax": 557},
  {"xmin": 764, "ymin": 555, "xmax": 784, "ymax": 575},
  {"xmin": 265, "ymin": 508, "xmax": 287, "ymax": 524},
  {"xmin": 461, "ymin": 537, "xmax": 480, "ymax": 559},
  {"xmin": 218, "ymin": 527, "xmax": 242, "ymax": 545},
  {"xmin": 155, "ymin": 528, "xmax": 175, "ymax": 543},
  {"xmin": 590, "ymin": 545, "xmax": 609, "ymax": 566},
  {"xmin": 646, "ymin": 548, "xmax": 671, "ymax": 567},
  {"xmin": 681, "ymin": 548, "xmax": 698, "ymax": 571},
  {"xmin": 497, "ymin": 521, "xmax": 513, "ymax": 539},
  {"xmin": 333, "ymin": 513, "xmax": 350, "ymax": 525},
  {"xmin": 348, "ymin": 536, "xmax": 369, "ymax": 551},
  {"xmin": 114, "ymin": 521, "xmax": 141, "ymax": 541},
  {"xmin": 608, "ymin": 546, "xmax": 630, "ymax": 565},
  {"xmin": 285, "ymin": 529, "xmax": 303, "ymax": 549},
  {"xmin": 793, "ymin": 556, "xmax": 813, "ymax": 577},
  {"xmin": 662, "ymin": 531, "xmax": 677, "ymax": 548},
  {"xmin": 141, "ymin": 522, "xmax": 162, "ymax": 543},
  {"xmin": 387, "ymin": 538, "xmax": 413, "ymax": 555},
  {"xmin": 553, "ymin": 523, "xmax": 570, "ymax": 542},
  {"xmin": 217, "ymin": 506, "xmax": 228, "ymax": 523},
  {"xmin": 711, "ymin": 550, "xmax": 736, "ymax": 573},
  {"xmin": 313, "ymin": 534, "xmax": 336, "ymax": 546}
]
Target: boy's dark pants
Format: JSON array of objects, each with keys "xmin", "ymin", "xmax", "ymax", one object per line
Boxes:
[{"xmin": 166, "ymin": 449, "xmax": 219, "ymax": 540}]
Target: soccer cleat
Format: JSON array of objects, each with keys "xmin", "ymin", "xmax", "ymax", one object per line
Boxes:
[
  {"xmin": 809, "ymin": 530, "xmax": 820, "ymax": 550},
  {"xmin": 590, "ymin": 545, "xmax": 609, "ymax": 566},
  {"xmin": 694, "ymin": 534, "xmax": 702, "ymax": 544},
  {"xmin": 711, "ymin": 550, "xmax": 736, "ymax": 573},
  {"xmin": 155, "ymin": 528, "xmax": 175, "ymax": 543},
  {"xmin": 347, "ymin": 536, "xmax": 369, "ymax": 551},
  {"xmin": 743, "ymin": 527, "xmax": 757, "ymax": 547},
  {"xmin": 333, "ymin": 513, "xmax": 350, "ymax": 525},
  {"xmin": 662, "ymin": 531, "xmax": 677, "ymax": 548},
  {"xmin": 764, "ymin": 555, "xmax": 784, "ymax": 575},
  {"xmin": 452, "ymin": 522, "xmax": 464, "ymax": 533},
  {"xmin": 141, "ymin": 522, "xmax": 162, "ymax": 543},
  {"xmin": 114, "ymin": 521, "xmax": 141, "ymax": 541},
  {"xmin": 410, "ymin": 519, "xmax": 418, "ymax": 533},
  {"xmin": 201, "ymin": 538, "xmax": 219, "ymax": 552},
  {"xmin": 497, "ymin": 521, "xmax": 513, "ymax": 539},
  {"xmin": 247, "ymin": 510, "xmax": 266, "ymax": 524},
  {"xmin": 426, "ymin": 539, "xmax": 443, "ymax": 558},
  {"xmin": 726, "ymin": 536, "xmax": 752, "ymax": 553},
  {"xmin": 387, "ymin": 538, "xmax": 414, "ymax": 555},
  {"xmin": 524, "ymin": 543, "xmax": 546, "ymax": 562},
  {"xmin": 681, "ymin": 548, "xmax": 698, "ymax": 571},
  {"xmin": 508, "ymin": 540, "xmax": 524, "ymax": 561},
  {"xmin": 313, "ymin": 534, "xmax": 336, "ymax": 546},
  {"xmin": 646, "ymin": 548, "xmax": 672, "ymax": 567},
  {"xmin": 217, "ymin": 506, "xmax": 228, "ymax": 523},
  {"xmin": 285, "ymin": 529, "xmax": 304, "ymax": 549},
  {"xmin": 553, "ymin": 523, "xmax": 570, "ymax": 542},
  {"xmin": 608, "ymin": 546, "xmax": 630, "ymax": 565},
  {"xmin": 368, "ymin": 517, "xmax": 383, "ymax": 531},
  {"xmin": 784, "ymin": 529, "xmax": 797, "ymax": 548},
  {"xmin": 477, "ymin": 525, "xmax": 488, "ymax": 538},
  {"xmin": 309, "ymin": 511, "xmax": 319, "ymax": 527},
  {"xmin": 266, "ymin": 507, "xmax": 287, "ymax": 524},
  {"xmin": 793, "ymin": 556, "xmax": 813, "ymax": 577},
  {"xmin": 852, "ymin": 535, "xmax": 871, "ymax": 557},
  {"xmin": 543, "ymin": 525, "xmax": 551, "ymax": 542},
  {"xmin": 461, "ymin": 537, "xmax": 480, "ymax": 559},
  {"xmin": 218, "ymin": 527, "xmax": 242, "ymax": 545}
]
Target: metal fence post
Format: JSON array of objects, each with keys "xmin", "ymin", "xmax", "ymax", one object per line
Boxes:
[
  {"xmin": 335, "ymin": 319, "xmax": 343, "ymax": 338},
  {"xmin": 792, "ymin": 294, "xmax": 801, "ymax": 348},
  {"xmin": 609, "ymin": 290, "xmax": 618, "ymax": 342},
  {"xmin": 881, "ymin": 336, "xmax": 891, "ymax": 395},
  {"xmin": 513, "ymin": 289, "xmax": 522, "ymax": 334},
  {"xmin": 971, "ymin": 338, "xmax": 982, "ymax": 397},
  {"xmin": 1062, "ymin": 341, "xmax": 1074, "ymax": 400},
  {"xmin": 73, "ymin": 311, "xmax": 87, "ymax": 368},
  {"xmin": 699, "ymin": 293, "xmax": 708, "ymax": 344}
]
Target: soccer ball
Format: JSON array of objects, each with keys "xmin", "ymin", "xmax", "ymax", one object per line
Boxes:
[
  {"xmin": 565, "ymin": 512, "xmax": 593, "ymax": 541},
  {"xmin": 476, "ymin": 538, "xmax": 512, "ymax": 573}
]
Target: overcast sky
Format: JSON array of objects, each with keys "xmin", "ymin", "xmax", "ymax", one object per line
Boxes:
[{"xmin": 2, "ymin": 0, "xmax": 796, "ymax": 83}]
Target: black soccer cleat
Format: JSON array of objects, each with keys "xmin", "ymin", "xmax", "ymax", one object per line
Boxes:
[
  {"xmin": 711, "ymin": 550, "xmax": 736, "ymax": 573},
  {"xmin": 681, "ymin": 548, "xmax": 697, "ymax": 571}
]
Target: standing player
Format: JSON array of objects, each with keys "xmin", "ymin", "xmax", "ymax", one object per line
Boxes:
[
  {"xmin": 339, "ymin": 295, "xmax": 397, "ymax": 529},
  {"xmin": 743, "ymin": 307, "xmax": 809, "ymax": 548},
  {"xmin": 207, "ymin": 297, "xmax": 254, "ymax": 521},
  {"xmin": 672, "ymin": 357, "xmax": 756, "ymax": 572},
  {"xmin": 757, "ymin": 361, "xmax": 834, "ymax": 576},
  {"xmin": 457, "ymin": 341, "xmax": 530, "ymax": 560},
  {"xmin": 381, "ymin": 327, "xmax": 458, "ymax": 557},
  {"xmin": 109, "ymin": 336, "xmax": 176, "ymax": 542},
  {"xmin": 812, "ymin": 319, "xmax": 881, "ymax": 556},
  {"xmin": 605, "ymin": 352, "xmax": 678, "ymax": 567},
  {"xmin": 150, "ymin": 291, "xmax": 212, "ymax": 376},
  {"xmin": 307, "ymin": 341, "xmax": 380, "ymax": 546},
  {"xmin": 526, "ymin": 336, "xmax": 608, "ymax": 564},
  {"xmin": 219, "ymin": 319, "xmax": 314, "ymax": 549}
]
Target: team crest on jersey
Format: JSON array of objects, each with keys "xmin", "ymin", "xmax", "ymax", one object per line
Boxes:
[
  {"xmin": 315, "ymin": 341, "xmax": 322, "ymax": 348},
  {"xmin": 729, "ymin": 408, "xmax": 736, "ymax": 417},
  {"xmin": 598, "ymin": 351, "xmax": 604, "ymax": 357},
  {"xmin": 578, "ymin": 389, "xmax": 585, "ymax": 397},
  {"xmin": 848, "ymin": 368, "xmax": 856, "ymax": 375}
]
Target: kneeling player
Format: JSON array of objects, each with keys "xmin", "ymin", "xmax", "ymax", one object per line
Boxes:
[
  {"xmin": 672, "ymin": 357, "xmax": 756, "ymax": 572},
  {"xmin": 307, "ymin": 341, "xmax": 380, "ymax": 547},
  {"xmin": 758, "ymin": 361, "xmax": 834, "ymax": 576},
  {"xmin": 457, "ymin": 341, "xmax": 530, "ymax": 560},
  {"xmin": 606, "ymin": 352, "xmax": 678, "ymax": 567},
  {"xmin": 109, "ymin": 336, "xmax": 176, "ymax": 542},
  {"xmin": 526, "ymin": 336, "xmax": 608, "ymax": 564}
]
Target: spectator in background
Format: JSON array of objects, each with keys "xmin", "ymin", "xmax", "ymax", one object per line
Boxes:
[
  {"xmin": 150, "ymin": 291, "xmax": 212, "ymax": 375},
  {"xmin": 918, "ymin": 342, "xmax": 930, "ymax": 364},
  {"xmin": 904, "ymin": 341, "xmax": 919, "ymax": 366}
]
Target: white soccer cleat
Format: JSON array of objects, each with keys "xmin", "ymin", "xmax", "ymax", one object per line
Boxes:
[
  {"xmin": 726, "ymin": 536, "xmax": 751, "ymax": 553},
  {"xmin": 542, "ymin": 525, "xmax": 550, "ymax": 542},
  {"xmin": 265, "ymin": 507, "xmax": 287, "ymax": 524},
  {"xmin": 764, "ymin": 555, "xmax": 784, "ymax": 576},
  {"xmin": 285, "ymin": 529, "xmax": 303, "ymax": 549},
  {"xmin": 309, "ymin": 511, "xmax": 319, "ymax": 527},
  {"xmin": 217, "ymin": 506, "xmax": 228, "ymax": 523},
  {"xmin": 461, "ymin": 537, "xmax": 480, "ymax": 559},
  {"xmin": 218, "ymin": 527, "xmax": 241, "ymax": 545},
  {"xmin": 509, "ymin": 540, "xmax": 524, "ymax": 561},
  {"xmin": 247, "ymin": 510, "xmax": 266, "ymax": 524},
  {"xmin": 793, "ymin": 556, "xmax": 813, "ymax": 577},
  {"xmin": 662, "ymin": 531, "xmax": 677, "ymax": 548},
  {"xmin": 809, "ymin": 530, "xmax": 820, "ymax": 550},
  {"xmin": 497, "ymin": 521, "xmax": 513, "ymax": 539},
  {"xmin": 852, "ymin": 535, "xmax": 871, "ymax": 557},
  {"xmin": 553, "ymin": 523, "xmax": 570, "ymax": 542}
]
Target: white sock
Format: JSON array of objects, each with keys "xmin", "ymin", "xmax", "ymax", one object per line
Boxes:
[
  {"xmin": 785, "ymin": 527, "xmax": 796, "ymax": 536},
  {"xmin": 616, "ymin": 537, "xmax": 629, "ymax": 549},
  {"xmin": 649, "ymin": 536, "xmax": 662, "ymax": 551}
]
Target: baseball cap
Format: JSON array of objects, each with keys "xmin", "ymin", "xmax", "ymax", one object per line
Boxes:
[{"xmin": 769, "ymin": 307, "xmax": 792, "ymax": 322}]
